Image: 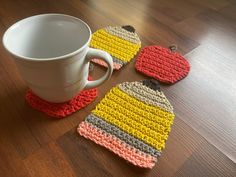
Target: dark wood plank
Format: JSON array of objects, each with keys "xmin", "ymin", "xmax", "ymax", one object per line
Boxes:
[
  {"xmin": 174, "ymin": 141, "xmax": 236, "ymax": 177},
  {"xmin": 0, "ymin": 135, "xmax": 30, "ymax": 177},
  {"xmin": 82, "ymin": 0, "xmax": 200, "ymax": 54},
  {"xmin": 173, "ymin": 8, "xmax": 236, "ymax": 59},
  {"xmin": 0, "ymin": 0, "xmax": 235, "ymax": 176},
  {"xmin": 188, "ymin": 0, "xmax": 229, "ymax": 10},
  {"xmin": 0, "ymin": 47, "xmax": 42, "ymax": 159},
  {"xmin": 23, "ymin": 142, "xmax": 77, "ymax": 177},
  {"xmin": 219, "ymin": 3, "xmax": 236, "ymax": 21}
]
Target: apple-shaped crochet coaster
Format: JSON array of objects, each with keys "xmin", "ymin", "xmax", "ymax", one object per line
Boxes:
[
  {"xmin": 78, "ymin": 79, "xmax": 175, "ymax": 168},
  {"xmin": 90, "ymin": 25, "xmax": 141, "ymax": 70},
  {"xmin": 135, "ymin": 45, "xmax": 190, "ymax": 84},
  {"xmin": 25, "ymin": 77, "xmax": 98, "ymax": 118}
]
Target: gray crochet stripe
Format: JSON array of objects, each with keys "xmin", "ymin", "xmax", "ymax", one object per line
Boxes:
[
  {"xmin": 85, "ymin": 113, "xmax": 161, "ymax": 157},
  {"xmin": 112, "ymin": 56, "xmax": 127, "ymax": 65}
]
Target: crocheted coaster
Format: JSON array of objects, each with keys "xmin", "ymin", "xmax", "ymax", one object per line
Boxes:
[
  {"xmin": 135, "ymin": 45, "xmax": 190, "ymax": 84},
  {"xmin": 26, "ymin": 77, "xmax": 98, "ymax": 118},
  {"xmin": 90, "ymin": 25, "xmax": 141, "ymax": 70},
  {"xmin": 78, "ymin": 79, "xmax": 175, "ymax": 168}
]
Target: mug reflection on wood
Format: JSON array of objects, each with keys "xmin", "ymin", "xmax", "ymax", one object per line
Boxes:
[{"xmin": 2, "ymin": 14, "xmax": 113, "ymax": 103}]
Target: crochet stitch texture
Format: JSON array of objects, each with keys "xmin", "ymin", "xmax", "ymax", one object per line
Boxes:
[
  {"xmin": 26, "ymin": 77, "xmax": 98, "ymax": 118},
  {"xmin": 135, "ymin": 46, "xmax": 190, "ymax": 84},
  {"xmin": 90, "ymin": 26, "xmax": 141, "ymax": 70},
  {"xmin": 78, "ymin": 80, "xmax": 175, "ymax": 168}
]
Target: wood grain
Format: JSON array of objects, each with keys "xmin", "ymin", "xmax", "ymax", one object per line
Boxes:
[
  {"xmin": 24, "ymin": 142, "xmax": 77, "ymax": 177},
  {"xmin": 0, "ymin": 0, "xmax": 235, "ymax": 176},
  {"xmin": 174, "ymin": 140, "xmax": 236, "ymax": 177}
]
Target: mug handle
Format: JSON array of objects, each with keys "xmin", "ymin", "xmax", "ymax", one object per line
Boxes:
[{"xmin": 84, "ymin": 48, "xmax": 113, "ymax": 89}]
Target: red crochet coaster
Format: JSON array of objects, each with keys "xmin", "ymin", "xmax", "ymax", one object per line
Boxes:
[
  {"xmin": 135, "ymin": 45, "xmax": 190, "ymax": 84},
  {"xmin": 26, "ymin": 87, "xmax": 98, "ymax": 118}
]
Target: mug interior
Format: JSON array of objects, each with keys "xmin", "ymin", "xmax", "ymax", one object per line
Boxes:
[{"xmin": 3, "ymin": 14, "xmax": 91, "ymax": 59}]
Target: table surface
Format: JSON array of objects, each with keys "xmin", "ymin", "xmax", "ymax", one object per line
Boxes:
[{"xmin": 0, "ymin": 0, "xmax": 235, "ymax": 177}]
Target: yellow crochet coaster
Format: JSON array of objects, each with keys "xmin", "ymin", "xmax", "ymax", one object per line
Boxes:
[
  {"xmin": 78, "ymin": 79, "xmax": 175, "ymax": 168},
  {"xmin": 90, "ymin": 25, "xmax": 141, "ymax": 70}
]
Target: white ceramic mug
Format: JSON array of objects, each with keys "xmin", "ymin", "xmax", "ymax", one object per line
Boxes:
[{"xmin": 2, "ymin": 14, "xmax": 113, "ymax": 103}]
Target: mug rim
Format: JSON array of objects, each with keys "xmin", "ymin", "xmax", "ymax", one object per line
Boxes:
[{"xmin": 2, "ymin": 13, "xmax": 92, "ymax": 61}]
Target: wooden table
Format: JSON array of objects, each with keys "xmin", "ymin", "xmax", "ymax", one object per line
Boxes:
[{"xmin": 0, "ymin": 0, "xmax": 235, "ymax": 176}]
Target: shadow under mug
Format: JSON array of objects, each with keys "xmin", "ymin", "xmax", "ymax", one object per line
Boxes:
[{"xmin": 2, "ymin": 14, "xmax": 113, "ymax": 103}]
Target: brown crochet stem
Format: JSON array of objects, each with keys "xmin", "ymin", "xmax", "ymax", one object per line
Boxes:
[
  {"xmin": 142, "ymin": 79, "xmax": 161, "ymax": 91},
  {"xmin": 122, "ymin": 25, "xmax": 135, "ymax": 33},
  {"xmin": 169, "ymin": 44, "xmax": 178, "ymax": 52}
]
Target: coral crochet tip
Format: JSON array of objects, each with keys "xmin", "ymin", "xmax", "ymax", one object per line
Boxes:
[
  {"xmin": 78, "ymin": 122, "xmax": 156, "ymax": 168},
  {"xmin": 135, "ymin": 45, "xmax": 190, "ymax": 84},
  {"xmin": 26, "ymin": 87, "xmax": 98, "ymax": 118}
]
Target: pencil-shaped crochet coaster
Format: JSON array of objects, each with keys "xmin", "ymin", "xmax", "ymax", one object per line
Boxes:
[
  {"xmin": 78, "ymin": 79, "xmax": 175, "ymax": 168},
  {"xmin": 135, "ymin": 45, "xmax": 190, "ymax": 84},
  {"xmin": 90, "ymin": 25, "xmax": 141, "ymax": 70},
  {"xmin": 26, "ymin": 77, "xmax": 98, "ymax": 118}
]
